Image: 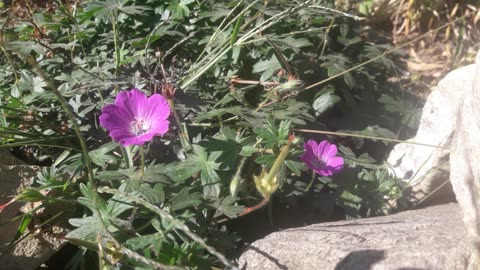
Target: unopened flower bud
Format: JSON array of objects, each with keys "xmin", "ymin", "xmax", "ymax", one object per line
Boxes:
[
  {"xmin": 254, "ymin": 170, "xmax": 278, "ymax": 199},
  {"xmin": 161, "ymin": 82, "xmax": 176, "ymax": 100}
]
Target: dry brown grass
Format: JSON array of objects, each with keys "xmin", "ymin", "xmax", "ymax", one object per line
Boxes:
[{"xmin": 365, "ymin": 0, "xmax": 479, "ymax": 95}]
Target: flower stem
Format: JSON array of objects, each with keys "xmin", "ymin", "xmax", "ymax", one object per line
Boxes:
[
  {"xmin": 305, "ymin": 170, "xmax": 316, "ymax": 192},
  {"xmin": 293, "ymin": 128, "xmax": 448, "ymax": 148},
  {"xmin": 0, "ymin": 45, "xmax": 19, "ymax": 83},
  {"xmin": 121, "ymin": 146, "xmax": 133, "ymax": 168},
  {"xmin": 167, "ymin": 98, "xmax": 192, "ymax": 152},
  {"xmin": 238, "ymin": 198, "xmax": 269, "ymax": 217},
  {"xmin": 139, "ymin": 146, "xmax": 145, "ymax": 180},
  {"xmin": 264, "ymin": 136, "xmax": 293, "ymax": 184},
  {"xmin": 112, "ymin": 8, "xmax": 120, "ymax": 80},
  {"xmin": 25, "ymin": 55, "xmax": 95, "ymax": 187}
]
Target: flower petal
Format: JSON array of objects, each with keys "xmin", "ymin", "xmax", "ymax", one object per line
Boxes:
[
  {"xmin": 316, "ymin": 140, "xmax": 330, "ymax": 158},
  {"xmin": 99, "ymin": 104, "xmax": 133, "ymax": 132},
  {"xmin": 150, "ymin": 120, "xmax": 170, "ymax": 136},
  {"xmin": 115, "ymin": 89, "xmax": 148, "ymax": 118},
  {"xmin": 143, "ymin": 94, "xmax": 170, "ymax": 121},
  {"xmin": 100, "ymin": 89, "xmax": 171, "ymax": 146},
  {"xmin": 301, "ymin": 139, "xmax": 344, "ymax": 176},
  {"xmin": 323, "ymin": 143, "xmax": 338, "ymax": 158},
  {"xmin": 109, "ymin": 129, "xmax": 136, "ymax": 146},
  {"xmin": 304, "ymin": 140, "xmax": 319, "ymax": 157},
  {"xmin": 0, "ymin": 199, "xmax": 14, "ymax": 213},
  {"xmin": 117, "ymin": 134, "xmax": 148, "ymax": 146},
  {"xmin": 327, "ymin": 156, "xmax": 344, "ymax": 169},
  {"xmin": 313, "ymin": 166, "xmax": 330, "ymax": 176}
]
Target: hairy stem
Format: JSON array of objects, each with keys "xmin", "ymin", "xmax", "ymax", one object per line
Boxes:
[
  {"xmin": 25, "ymin": 56, "xmax": 95, "ymax": 186},
  {"xmin": 238, "ymin": 198, "xmax": 269, "ymax": 217},
  {"xmin": 139, "ymin": 146, "xmax": 145, "ymax": 179},
  {"xmin": 112, "ymin": 8, "xmax": 120, "ymax": 80}
]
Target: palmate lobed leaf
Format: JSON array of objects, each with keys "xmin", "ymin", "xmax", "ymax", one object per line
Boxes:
[
  {"xmin": 284, "ymin": 160, "xmax": 305, "ymax": 176},
  {"xmin": 190, "ymin": 144, "xmax": 222, "ymax": 197},
  {"xmin": 96, "ymin": 169, "xmax": 131, "ymax": 182},
  {"xmin": 339, "ymin": 144, "xmax": 379, "ymax": 170},
  {"xmin": 197, "ymin": 127, "xmax": 245, "ymax": 171},
  {"xmin": 126, "ymin": 232, "xmax": 165, "ymax": 251},
  {"xmin": 168, "ymin": 187, "xmax": 202, "ymax": 211},
  {"xmin": 139, "ymin": 184, "xmax": 165, "ymax": 205},
  {"xmin": 105, "ymin": 182, "xmax": 135, "ymax": 217},
  {"xmin": 262, "ymin": 100, "xmax": 314, "ymax": 125},
  {"xmin": 67, "ymin": 216, "xmax": 106, "ymax": 241},
  {"xmin": 85, "ymin": 0, "xmax": 151, "ymax": 23},
  {"xmin": 210, "ymin": 196, "xmax": 244, "ymax": 218},
  {"xmin": 78, "ymin": 183, "xmax": 107, "ymax": 213},
  {"xmin": 254, "ymin": 118, "xmax": 290, "ymax": 149},
  {"xmin": 252, "ymin": 54, "xmax": 282, "ymax": 81},
  {"xmin": 88, "ymin": 142, "xmax": 118, "ymax": 168},
  {"xmin": 313, "ymin": 85, "xmax": 341, "ymax": 116},
  {"xmin": 198, "ymin": 138, "xmax": 241, "ymax": 170}
]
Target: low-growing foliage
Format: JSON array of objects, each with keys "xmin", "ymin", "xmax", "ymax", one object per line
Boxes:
[{"xmin": 0, "ymin": 0, "xmax": 443, "ymax": 268}]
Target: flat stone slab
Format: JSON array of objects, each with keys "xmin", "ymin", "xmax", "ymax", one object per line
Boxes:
[{"xmin": 239, "ymin": 203, "xmax": 470, "ymax": 270}]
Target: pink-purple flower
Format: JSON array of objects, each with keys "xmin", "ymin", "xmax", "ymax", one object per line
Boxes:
[
  {"xmin": 99, "ymin": 89, "xmax": 170, "ymax": 147},
  {"xmin": 301, "ymin": 140, "xmax": 344, "ymax": 176}
]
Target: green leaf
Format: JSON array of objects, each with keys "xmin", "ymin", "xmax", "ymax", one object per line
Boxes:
[
  {"xmin": 126, "ymin": 232, "xmax": 164, "ymax": 250},
  {"xmin": 89, "ymin": 142, "xmax": 118, "ymax": 168},
  {"xmin": 252, "ymin": 54, "xmax": 282, "ymax": 81},
  {"xmin": 12, "ymin": 214, "xmax": 33, "ymax": 242},
  {"xmin": 198, "ymin": 133, "xmax": 242, "ymax": 170},
  {"xmin": 67, "ymin": 216, "xmax": 105, "ymax": 241},
  {"xmin": 169, "ymin": 187, "xmax": 202, "ymax": 211},
  {"xmin": 378, "ymin": 94, "xmax": 422, "ymax": 128},
  {"xmin": 17, "ymin": 189, "xmax": 45, "ymax": 202},
  {"xmin": 239, "ymin": 145, "xmax": 257, "ymax": 157},
  {"xmin": 191, "ymin": 144, "xmax": 222, "ymax": 196},
  {"xmin": 312, "ymin": 86, "xmax": 341, "ymax": 116},
  {"xmin": 194, "ymin": 106, "xmax": 242, "ymax": 122},
  {"xmin": 210, "ymin": 196, "xmax": 244, "ymax": 218},
  {"xmin": 230, "ymin": 13, "xmax": 244, "ymax": 46},
  {"xmin": 255, "ymin": 154, "xmax": 275, "ymax": 166},
  {"xmin": 96, "ymin": 169, "xmax": 130, "ymax": 182},
  {"xmin": 32, "ymin": 76, "xmax": 47, "ymax": 93},
  {"xmin": 158, "ymin": 161, "xmax": 202, "ymax": 183},
  {"xmin": 339, "ymin": 145, "xmax": 378, "ymax": 169},
  {"xmin": 339, "ymin": 125, "xmax": 396, "ymax": 148},
  {"xmin": 285, "ymin": 160, "xmax": 304, "ymax": 176},
  {"xmin": 106, "ymin": 182, "xmax": 134, "ymax": 217},
  {"xmin": 78, "ymin": 183, "xmax": 106, "ymax": 214},
  {"xmin": 264, "ymin": 99, "xmax": 314, "ymax": 125},
  {"xmin": 65, "ymin": 236, "xmax": 98, "ymax": 251},
  {"xmin": 139, "ymin": 184, "xmax": 165, "ymax": 205},
  {"xmin": 273, "ymin": 36, "xmax": 312, "ymax": 50},
  {"xmin": 254, "ymin": 118, "xmax": 290, "ymax": 149}
]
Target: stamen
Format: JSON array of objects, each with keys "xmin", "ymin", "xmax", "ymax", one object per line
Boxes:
[
  {"xmin": 131, "ymin": 117, "xmax": 152, "ymax": 135},
  {"xmin": 312, "ymin": 158, "xmax": 327, "ymax": 169}
]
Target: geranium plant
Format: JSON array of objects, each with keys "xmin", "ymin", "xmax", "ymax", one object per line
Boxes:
[{"xmin": 0, "ymin": 0, "xmax": 414, "ymax": 268}]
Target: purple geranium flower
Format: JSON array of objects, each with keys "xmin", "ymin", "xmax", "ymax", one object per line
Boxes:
[
  {"xmin": 301, "ymin": 140, "xmax": 344, "ymax": 176},
  {"xmin": 99, "ymin": 89, "xmax": 170, "ymax": 147}
]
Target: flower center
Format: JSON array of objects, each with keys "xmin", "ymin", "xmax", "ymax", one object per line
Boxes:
[
  {"xmin": 131, "ymin": 117, "xmax": 152, "ymax": 136},
  {"xmin": 312, "ymin": 158, "xmax": 327, "ymax": 168}
]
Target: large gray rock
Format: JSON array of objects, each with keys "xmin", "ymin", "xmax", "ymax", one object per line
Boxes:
[
  {"xmin": 239, "ymin": 203, "xmax": 471, "ymax": 270},
  {"xmin": 449, "ymin": 51, "xmax": 480, "ymax": 269},
  {"xmin": 387, "ymin": 63, "xmax": 476, "ymax": 205},
  {"xmin": 0, "ymin": 151, "xmax": 64, "ymax": 270}
]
